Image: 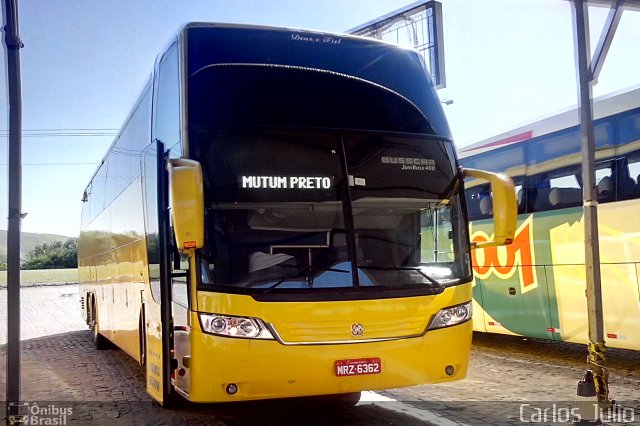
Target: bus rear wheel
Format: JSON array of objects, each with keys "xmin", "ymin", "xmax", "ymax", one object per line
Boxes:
[{"xmin": 91, "ymin": 302, "xmax": 108, "ymax": 350}]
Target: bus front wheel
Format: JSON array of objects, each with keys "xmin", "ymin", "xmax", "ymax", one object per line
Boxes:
[{"xmin": 310, "ymin": 391, "xmax": 361, "ymax": 407}]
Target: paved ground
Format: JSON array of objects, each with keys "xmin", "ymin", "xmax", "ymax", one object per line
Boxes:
[
  {"xmin": 0, "ymin": 284, "xmax": 84, "ymax": 344},
  {"xmin": 0, "ymin": 284, "xmax": 638, "ymax": 425},
  {"xmin": 385, "ymin": 333, "xmax": 640, "ymax": 425}
]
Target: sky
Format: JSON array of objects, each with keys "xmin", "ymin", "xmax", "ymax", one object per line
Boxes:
[{"xmin": 1, "ymin": 0, "xmax": 639, "ymax": 238}]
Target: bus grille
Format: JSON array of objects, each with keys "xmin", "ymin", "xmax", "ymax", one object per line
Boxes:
[{"xmin": 271, "ymin": 316, "xmax": 428, "ymax": 344}]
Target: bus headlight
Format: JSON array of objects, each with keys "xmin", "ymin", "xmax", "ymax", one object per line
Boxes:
[
  {"xmin": 427, "ymin": 302, "xmax": 472, "ymax": 330},
  {"xmin": 199, "ymin": 313, "xmax": 275, "ymax": 340}
]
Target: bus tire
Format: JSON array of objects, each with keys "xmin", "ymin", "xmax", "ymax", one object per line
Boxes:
[
  {"xmin": 329, "ymin": 391, "xmax": 361, "ymax": 406},
  {"xmin": 310, "ymin": 391, "xmax": 361, "ymax": 407},
  {"xmin": 164, "ymin": 390, "xmax": 186, "ymax": 408},
  {"xmin": 152, "ymin": 389, "xmax": 185, "ymax": 409},
  {"xmin": 92, "ymin": 302, "xmax": 109, "ymax": 350}
]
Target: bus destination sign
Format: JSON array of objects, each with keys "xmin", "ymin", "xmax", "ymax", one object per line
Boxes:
[{"xmin": 241, "ymin": 175, "xmax": 333, "ymax": 190}]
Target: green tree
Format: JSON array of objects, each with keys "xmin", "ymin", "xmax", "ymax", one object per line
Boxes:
[
  {"xmin": 0, "ymin": 255, "xmax": 7, "ymax": 271},
  {"xmin": 22, "ymin": 238, "xmax": 78, "ymax": 270}
]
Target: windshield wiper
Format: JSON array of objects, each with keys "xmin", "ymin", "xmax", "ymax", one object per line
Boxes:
[
  {"xmin": 357, "ymin": 266, "xmax": 444, "ymax": 290},
  {"xmin": 260, "ymin": 264, "xmax": 349, "ymax": 295}
]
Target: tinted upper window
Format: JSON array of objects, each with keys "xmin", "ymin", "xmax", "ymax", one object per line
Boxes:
[
  {"xmin": 154, "ymin": 44, "xmax": 181, "ymax": 153},
  {"xmin": 186, "ymin": 25, "xmax": 449, "ymax": 137}
]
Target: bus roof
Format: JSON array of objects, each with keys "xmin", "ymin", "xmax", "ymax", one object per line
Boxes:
[{"xmin": 458, "ymin": 85, "xmax": 640, "ymax": 159}]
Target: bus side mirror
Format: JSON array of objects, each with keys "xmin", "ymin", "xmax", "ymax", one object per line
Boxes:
[
  {"xmin": 462, "ymin": 167, "xmax": 517, "ymax": 248},
  {"xmin": 167, "ymin": 158, "xmax": 204, "ymax": 253}
]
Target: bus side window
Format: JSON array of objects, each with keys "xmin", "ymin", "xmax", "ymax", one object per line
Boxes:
[
  {"xmin": 526, "ymin": 177, "xmax": 552, "ymax": 212},
  {"xmin": 595, "ymin": 164, "xmax": 614, "ymax": 203},
  {"xmin": 479, "ymin": 194, "xmax": 493, "ymax": 216},
  {"xmin": 478, "ymin": 176, "xmax": 522, "ymax": 215},
  {"xmin": 618, "ymin": 177, "xmax": 636, "ymax": 199},
  {"xmin": 597, "ymin": 175, "xmax": 614, "ymax": 202},
  {"xmin": 548, "ymin": 187, "xmax": 582, "ymax": 208},
  {"xmin": 515, "ymin": 185, "xmax": 524, "ymax": 214},
  {"xmin": 620, "ymin": 156, "xmax": 640, "ymax": 199},
  {"xmin": 617, "ymin": 112, "xmax": 640, "ymax": 198},
  {"xmin": 548, "ymin": 172, "xmax": 582, "ymax": 209},
  {"xmin": 464, "ymin": 185, "xmax": 491, "ymax": 220}
]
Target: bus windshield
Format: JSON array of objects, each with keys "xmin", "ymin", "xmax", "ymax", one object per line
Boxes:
[{"xmin": 193, "ymin": 128, "xmax": 471, "ymax": 295}]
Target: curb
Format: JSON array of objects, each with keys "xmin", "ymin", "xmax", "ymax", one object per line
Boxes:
[{"xmin": 0, "ymin": 282, "xmax": 79, "ymax": 289}]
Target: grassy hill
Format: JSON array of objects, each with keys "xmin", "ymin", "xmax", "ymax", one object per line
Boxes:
[{"xmin": 0, "ymin": 230, "xmax": 74, "ymax": 260}]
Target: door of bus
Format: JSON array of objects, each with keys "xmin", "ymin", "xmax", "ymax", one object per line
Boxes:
[{"xmin": 142, "ymin": 141, "xmax": 176, "ymax": 405}]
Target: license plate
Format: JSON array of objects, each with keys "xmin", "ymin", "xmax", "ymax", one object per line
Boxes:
[{"xmin": 334, "ymin": 357, "xmax": 381, "ymax": 377}]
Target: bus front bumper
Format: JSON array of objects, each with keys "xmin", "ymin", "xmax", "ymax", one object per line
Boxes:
[{"xmin": 184, "ymin": 319, "xmax": 472, "ymax": 403}]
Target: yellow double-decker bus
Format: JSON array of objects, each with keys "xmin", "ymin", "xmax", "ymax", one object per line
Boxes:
[{"xmin": 79, "ymin": 23, "xmax": 516, "ymax": 405}]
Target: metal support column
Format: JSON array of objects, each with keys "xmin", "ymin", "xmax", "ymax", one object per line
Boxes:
[
  {"xmin": 571, "ymin": 0, "xmax": 608, "ymax": 404},
  {"xmin": 2, "ymin": 0, "xmax": 24, "ymax": 423}
]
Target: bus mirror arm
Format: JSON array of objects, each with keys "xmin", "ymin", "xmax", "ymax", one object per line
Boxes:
[
  {"xmin": 461, "ymin": 167, "xmax": 517, "ymax": 249},
  {"xmin": 167, "ymin": 158, "xmax": 205, "ymax": 254}
]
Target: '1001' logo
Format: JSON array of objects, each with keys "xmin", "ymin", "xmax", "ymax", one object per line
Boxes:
[{"xmin": 470, "ymin": 216, "xmax": 537, "ymax": 292}]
